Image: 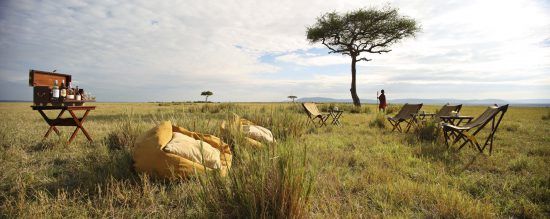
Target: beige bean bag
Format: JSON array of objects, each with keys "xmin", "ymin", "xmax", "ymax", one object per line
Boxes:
[
  {"xmin": 242, "ymin": 125, "xmax": 275, "ymax": 143},
  {"xmin": 163, "ymin": 132, "xmax": 221, "ymax": 169},
  {"xmin": 133, "ymin": 121, "xmax": 232, "ymax": 179},
  {"xmin": 220, "ymin": 114, "xmax": 275, "ymax": 149}
]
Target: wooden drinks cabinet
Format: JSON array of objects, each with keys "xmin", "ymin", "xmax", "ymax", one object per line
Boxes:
[{"xmin": 29, "ymin": 69, "xmax": 94, "ymax": 106}]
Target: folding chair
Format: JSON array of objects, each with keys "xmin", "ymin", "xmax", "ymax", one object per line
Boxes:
[
  {"xmin": 386, "ymin": 103, "xmax": 423, "ymax": 132},
  {"xmin": 442, "ymin": 104, "xmax": 509, "ymax": 154},
  {"xmin": 302, "ymin": 103, "xmax": 330, "ymax": 127}
]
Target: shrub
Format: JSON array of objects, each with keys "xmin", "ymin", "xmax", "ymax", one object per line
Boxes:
[
  {"xmin": 504, "ymin": 123, "xmax": 521, "ymax": 132},
  {"xmin": 414, "ymin": 121, "xmax": 440, "ymax": 142},
  {"xmin": 350, "ymin": 106, "xmax": 362, "ymax": 114},
  {"xmin": 542, "ymin": 110, "xmax": 550, "ymax": 120},
  {"xmin": 369, "ymin": 113, "xmax": 386, "ymax": 128},
  {"xmin": 385, "ymin": 104, "xmax": 399, "ymax": 114}
]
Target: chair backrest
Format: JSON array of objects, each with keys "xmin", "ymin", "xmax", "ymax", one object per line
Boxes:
[
  {"xmin": 465, "ymin": 104, "xmax": 509, "ymax": 131},
  {"xmin": 434, "ymin": 104, "xmax": 462, "ymax": 122},
  {"xmin": 394, "ymin": 103, "xmax": 423, "ymax": 120},
  {"xmin": 302, "ymin": 103, "xmax": 322, "ymax": 118}
]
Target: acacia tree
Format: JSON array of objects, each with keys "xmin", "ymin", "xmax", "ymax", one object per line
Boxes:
[
  {"xmin": 201, "ymin": 91, "xmax": 213, "ymax": 102},
  {"xmin": 307, "ymin": 7, "xmax": 420, "ymax": 106},
  {"xmin": 287, "ymin": 95, "xmax": 298, "ymax": 102}
]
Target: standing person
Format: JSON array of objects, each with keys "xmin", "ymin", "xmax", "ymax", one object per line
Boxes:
[{"xmin": 378, "ymin": 89, "xmax": 387, "ymax": 113}]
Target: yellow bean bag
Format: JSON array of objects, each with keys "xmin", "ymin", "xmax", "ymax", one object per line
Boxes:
[
  {"xmin": 220, "ymin": 114, "xmax": 274, "ymax": 149},
  {"xmin": 133, "ymin": 121, "xmax": 232, "ymax": 179}
]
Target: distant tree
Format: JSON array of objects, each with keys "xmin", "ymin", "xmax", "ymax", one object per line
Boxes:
[
  {"xmin": 307, "ymin": 7, "xmax": 420, "ymax": 106},
  {"xmin": 288, "ymin": 95, "xmax": 298, "ymax": 102},
  {"xmin": 201, "ymin": 91, "xmax": 213, "ymax": 102}
]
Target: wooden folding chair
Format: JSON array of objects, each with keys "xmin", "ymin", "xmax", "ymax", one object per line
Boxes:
[
  {"xmin": 442, "ymin": 104, "xmax": 509, "ymax": 154},
  {"xmin": 387, "ymin": 103, "xmax": 423, "ymax": 132},
  {"xmin": 302, "ymin": 103, "xmax": 330, "ymax": 127}
]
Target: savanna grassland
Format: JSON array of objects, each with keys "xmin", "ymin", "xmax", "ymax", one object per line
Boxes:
[{"xmin": 0, "ymin": 102, "xmax": 549, "ymax": 218}]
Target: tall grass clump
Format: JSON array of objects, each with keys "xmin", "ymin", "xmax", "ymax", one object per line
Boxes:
[
  {"xmin": 197, "ymin": 143, "xmax": 313, "ymax": 218},
  {"xmin": 285, "ymin": 103, "xmax": 304, "ymax": 113},
  {"xmin": 369, "ymin": 113, "xmax": 386, "ymax": 128},
  {"xmin": 242, "ymin": 107, "xmax": 309, "ymax": 141},
  {"xmin": 106, "ymin": 113, "xmax": 146, "ymax": 150}
]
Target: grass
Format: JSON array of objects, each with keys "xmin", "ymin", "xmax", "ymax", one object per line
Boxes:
[{"xmin": 0, "ymin": 102, "xmax": 549, "ymax": 217}]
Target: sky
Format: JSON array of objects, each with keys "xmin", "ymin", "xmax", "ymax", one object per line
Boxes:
[{"xmin": 1, "ymin": 0, "xmax": 549, "ymax": 102}]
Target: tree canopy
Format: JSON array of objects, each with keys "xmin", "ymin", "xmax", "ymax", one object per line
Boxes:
[
  {"xmin": 287, "ymin": 95, "xmax": 298, "ymax": 102},
  {"xmin": 201, "ymin": 91, "xmax": 213, "ymax": 102},
  {"xmin": 306, "ymin": 7, "xmax": 420, "ymax": 106}
]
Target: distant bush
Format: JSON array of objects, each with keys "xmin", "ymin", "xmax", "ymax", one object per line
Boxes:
[
  {"xmin": 369, "ymin": 113, "xmax": 386, "ymax": 128},
  {"xmin": 187, "ymin": 103, "xmax": 242, "ymax": 114},
  {"xmin": 318, "ymin": 103, "xmax": 372, "ymax": 114},
  {"xmin": 542, "ymin": 110, "xmax": 550, "ymax": 120}
]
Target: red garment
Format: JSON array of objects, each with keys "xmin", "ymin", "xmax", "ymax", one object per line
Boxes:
[{"xmin": 378, "ymin": 94, "xmax": 387, "ymax": 108}]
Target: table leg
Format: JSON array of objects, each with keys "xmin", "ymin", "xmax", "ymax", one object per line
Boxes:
[
  {"xmin": 68, "ymin": 109, "xmax": 93, "ymax": 144},
  {"xmin": 333, "ymin": 112, "xmax": 342, "ymax": 125},
  {"xmin": 38, "ymin": 109, "xmax": 65, "ymax": 138}
]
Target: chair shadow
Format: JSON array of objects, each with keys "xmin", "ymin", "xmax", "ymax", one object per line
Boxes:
[{"xmin": 413, "ymin": 140, "xmax": 486, "ymax": 172}]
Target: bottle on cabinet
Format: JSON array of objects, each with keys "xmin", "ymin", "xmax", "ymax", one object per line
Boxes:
[
  {"xmin": 51, "ymin": 80, "xmax": 59, "ymax": 101},
  {"xmin": 66, "ymin": 82, "xmax": 74, "ymax": 100},
  {"xmin": 60, "ymin": 80, "xmax": 67, "ymax": 100},
  {"xmin": 75, "ymin": 86, "xmax": 81, "ymax": 101}
]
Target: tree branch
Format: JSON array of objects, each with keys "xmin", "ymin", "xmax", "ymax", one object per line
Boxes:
[{"xmin": 357, "ymin": 57, "xmax": 372, "ymax": 62}]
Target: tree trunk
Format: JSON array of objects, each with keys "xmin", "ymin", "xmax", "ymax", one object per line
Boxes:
[
  {"xmin": 350, "ymin": 56, "xmax": 361, "ymax": 107},
  {"xmin": 205, "ymin": 96, "xmax": 208, "ymax": 102}
]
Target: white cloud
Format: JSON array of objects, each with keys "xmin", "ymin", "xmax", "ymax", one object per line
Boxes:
[{"xmin": 0, "ymin": 0, "xmax": 549, "ymax": 101}]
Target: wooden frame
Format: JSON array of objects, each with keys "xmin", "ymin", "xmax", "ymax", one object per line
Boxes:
[
  {"xmin": 32, "ymin": 105, "xmax": 96, "ymax": 144},
  {"xmin": 386, "ymin": 103, "xmax": 423, "ymax": 133},
  {"xmin": 442, "ymin": 104, "xmax": 509, "ymax": 154},
  {"xmin": 302, "ymin": 103, "xmax": 330, "ymax": 127}
]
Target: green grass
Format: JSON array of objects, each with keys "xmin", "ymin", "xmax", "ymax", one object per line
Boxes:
[{"xmin": 0, "ymin": 102, "xmax": 549, "ymax": 217}]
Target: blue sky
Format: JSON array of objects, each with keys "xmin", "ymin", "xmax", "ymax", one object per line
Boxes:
[{"xmin": 1, "ymin": 0, "xmax": 549, "ymax": 102}]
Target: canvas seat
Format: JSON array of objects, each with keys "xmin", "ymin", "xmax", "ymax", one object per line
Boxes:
[
  {"xmin": 133, "ymin": 121, "xmax": 232, "ymax": 179},
  {"xmin": 442, "ymin": 104, "xmax": 509, "ymax": 154},
  {"xmin": 387, "ymin": 103, "xmax": 423, "ymax": 132},
  {"xmin": 302, "ymin": 102, "xmax": 330, "ymax": 127}
]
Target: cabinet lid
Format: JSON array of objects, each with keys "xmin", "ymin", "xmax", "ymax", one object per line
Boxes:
[{"xmin": 29, "ymin": 69, "xmax": 72, "ymax": 87}]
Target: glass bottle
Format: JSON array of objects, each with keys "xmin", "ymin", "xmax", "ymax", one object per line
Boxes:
[
  {"xmin": 52, "ymin": 80, "xmax": 59, "ymax": 101},
  {"xmin": 75, "ymin": 86, "xmax": 81, "ymax": 101},
  {"xmin": 66, "ymin": 82, "xmax": 74, "ymax": 100},
  {"xmin": 60, "ymin": 80, "xmax": 67, "ymax": 100}
]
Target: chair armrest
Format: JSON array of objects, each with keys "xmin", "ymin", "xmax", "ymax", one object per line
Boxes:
[{"xmin": 439, "ymin": 115, "xmax": 474, "ymax": 119}]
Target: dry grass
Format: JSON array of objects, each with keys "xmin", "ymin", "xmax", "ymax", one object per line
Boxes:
[{"xmin": 0, "ymin": 102, "xmax": 549, "ymax": 217}]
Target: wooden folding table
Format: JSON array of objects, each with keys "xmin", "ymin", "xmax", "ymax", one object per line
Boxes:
[
  {"xmin": 31, "ymin": 105, "xmax": 96, "ymax": 144},
  {"xmin": 329, "ymin": 109, "xmax": 344, "ymax": 125}
]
